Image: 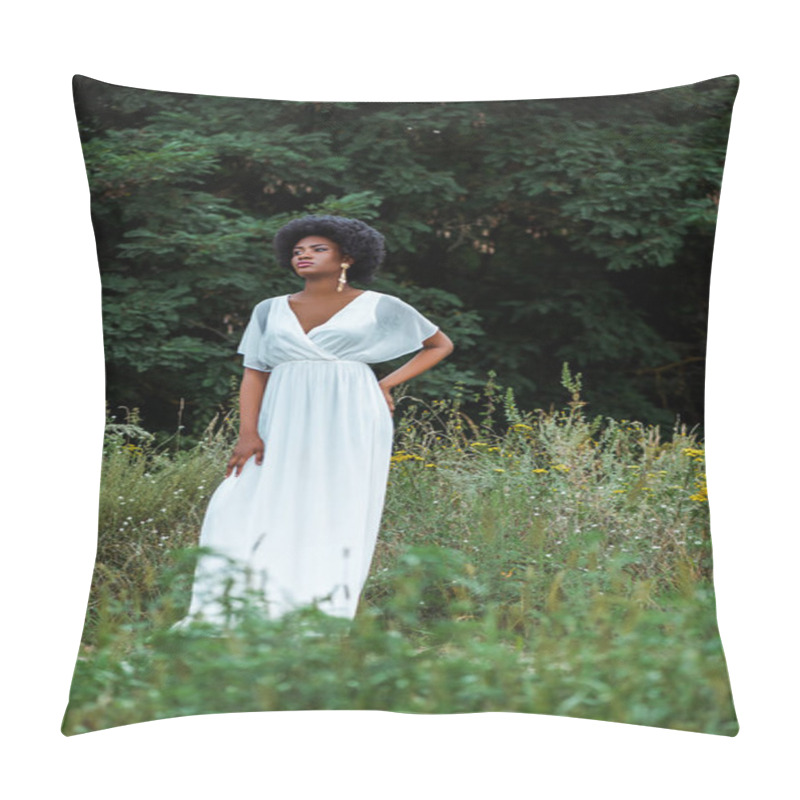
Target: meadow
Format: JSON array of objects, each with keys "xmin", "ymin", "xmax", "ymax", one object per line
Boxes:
[{"xmin": 62, "ymin": 367, "xmax": 737, "ymax": 736}]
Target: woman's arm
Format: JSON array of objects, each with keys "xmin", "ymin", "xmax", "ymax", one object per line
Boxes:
[
  {"xmin": 226, "ymin": 367, "xmax": 271, "ymax": 477},
  {"xmin": 377, "ymin": 330, "xmax": 454, "ymax": 415}
]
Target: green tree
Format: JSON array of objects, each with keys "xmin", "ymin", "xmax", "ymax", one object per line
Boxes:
[{"xmin": 73, "ymin": 75, "xmax": 737, "ymax": 436}]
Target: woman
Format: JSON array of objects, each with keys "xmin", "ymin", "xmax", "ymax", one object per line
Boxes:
[{"xmin": 179, "ymin": 215, "xmax": 453, "ymax": 625}]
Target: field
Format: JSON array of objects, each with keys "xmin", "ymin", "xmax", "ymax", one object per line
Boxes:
[{"xmin": 62, "ymin": 368, "xmax": 737, "ymax": 736}]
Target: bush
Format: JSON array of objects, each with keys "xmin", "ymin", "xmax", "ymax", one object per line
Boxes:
[{"xmin": 63, "ymin": 369, "xmax": 734, "ymax": 736}]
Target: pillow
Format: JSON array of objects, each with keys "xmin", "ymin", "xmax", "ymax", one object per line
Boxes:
[{"xmin": 63, "ymin": 74, "xmax": 739, "ymax": 736}]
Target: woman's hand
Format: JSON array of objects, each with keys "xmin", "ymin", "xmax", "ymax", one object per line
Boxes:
[
  {"xmin": 378, "ymin": 380, "xmax": 395, "ymax": 416},
  {"xmin": 376, "ymin": 333, "xmax": 454, "ymax": 417},
  {"xmin": 226, "ymin": 433, "xmax": 265, "ymax": 477}
]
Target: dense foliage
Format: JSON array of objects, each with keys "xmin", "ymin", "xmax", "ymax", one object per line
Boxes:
[
  {"xmin": 64, "ymin": 374, "xmax": 735, "ymax": 735},
  {"xmin": 74, "ymin": 75, "xmax": 738, "ymax": 436}
]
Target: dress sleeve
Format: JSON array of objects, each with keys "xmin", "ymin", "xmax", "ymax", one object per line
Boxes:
[
  {"xmin": 237, "ymin": 299, "xmax": 273, "ymax": 372},
  {"xmin": 365, "ymin": 294, "xmax": 440, "ymax": 363}
]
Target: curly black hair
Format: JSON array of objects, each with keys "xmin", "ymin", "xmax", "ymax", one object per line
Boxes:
[{"xmin": 273, "ymin": 215, "xmax": 386, "ymax": 283}]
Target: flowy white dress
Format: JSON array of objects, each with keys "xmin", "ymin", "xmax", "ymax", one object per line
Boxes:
[{"xmin": 179, "ymin": 289, "xmax": 439, "ymax": 624}]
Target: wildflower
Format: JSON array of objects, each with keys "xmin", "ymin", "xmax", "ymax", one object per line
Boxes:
[
  {"xmin": 493, "ymin": 468, "xmax": 506, "ymax": 473},
  {"xmin": 532, "ymin": 468, "xmax": 548, "ymax": 474},
  {"xmin": 551, "ymin": 464, "xmax": 570, "ymax": 472}
]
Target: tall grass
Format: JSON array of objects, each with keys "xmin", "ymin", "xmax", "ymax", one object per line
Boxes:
[{"xmin": 63, "ymin": 367, "xmax": 736, "ymax": 736}]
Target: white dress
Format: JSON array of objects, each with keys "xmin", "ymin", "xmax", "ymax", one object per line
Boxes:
[{"xmin": 179, "ymin": 289, "xmax": 439, "ymax": 624}]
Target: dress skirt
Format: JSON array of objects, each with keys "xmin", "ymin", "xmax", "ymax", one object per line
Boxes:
[{"xmin": 183, "ymin": 360, "xmax": 394, "ymax": 623}]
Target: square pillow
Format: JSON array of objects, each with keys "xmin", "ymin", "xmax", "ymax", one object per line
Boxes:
[{"xmin": 63, "ymin": 74, "xmax": 739, "ymax": 736}]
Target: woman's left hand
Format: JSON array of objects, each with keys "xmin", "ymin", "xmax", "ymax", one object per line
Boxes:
[{"xmin": 378, "ymin": 380, "xmax": 395, "ymax": 415}]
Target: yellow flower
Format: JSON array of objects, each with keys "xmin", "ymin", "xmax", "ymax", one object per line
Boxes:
[
  {"xmin": 690, "ymin": 476, "xmax": 708, "ymax": 501},
  {"xmin": 390, "ymin": 452, "xmax": 425, "ymax": 463},
  {"xmin": 532, "ymin": 468, "xmax": 548, "ymax": 474},
  {"xmin": 493, "ymin": 468, "xmax": 506, "ymax": 473},
  {"xmin": 551, "ymin": 464, "xmax": 570, "ymax": 472}
]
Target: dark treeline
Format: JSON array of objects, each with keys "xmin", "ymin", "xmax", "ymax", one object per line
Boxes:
[{"xmin": 74, "ymin": 75, "xmax": 738, "ymax": 439}]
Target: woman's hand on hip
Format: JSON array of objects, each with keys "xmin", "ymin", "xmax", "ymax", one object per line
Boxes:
[
  {"xmin": 378, "ymin": 380, "xmax": 395, "ymax": 416},
  {"xmin": 226, "ymin": 433, "xmax": 265, "ymax": 477}
]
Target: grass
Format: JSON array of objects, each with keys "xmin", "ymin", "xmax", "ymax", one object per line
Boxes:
[{"xmin": 62, "ymin": 366, "xmax": 737, "ymax": 736}]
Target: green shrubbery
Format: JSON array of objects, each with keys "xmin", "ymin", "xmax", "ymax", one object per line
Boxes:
[{"xmin": 63, "ymin": 369, "xmax": 736, "ymax": 736}]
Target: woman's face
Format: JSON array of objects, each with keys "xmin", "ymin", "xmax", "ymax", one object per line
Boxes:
[{"xmin": 291, "ymin": 236, "xmax": 351, "ymax": 280}]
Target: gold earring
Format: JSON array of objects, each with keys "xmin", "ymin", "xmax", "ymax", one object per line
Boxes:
[{"xmin": 337, "ymin": 262, "xmax": 350, "ymax": 292}]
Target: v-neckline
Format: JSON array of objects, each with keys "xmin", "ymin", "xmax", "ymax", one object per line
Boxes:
[{"xmin": 286, "ymin": 290, "xmax": 371, "ymax": 336}]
